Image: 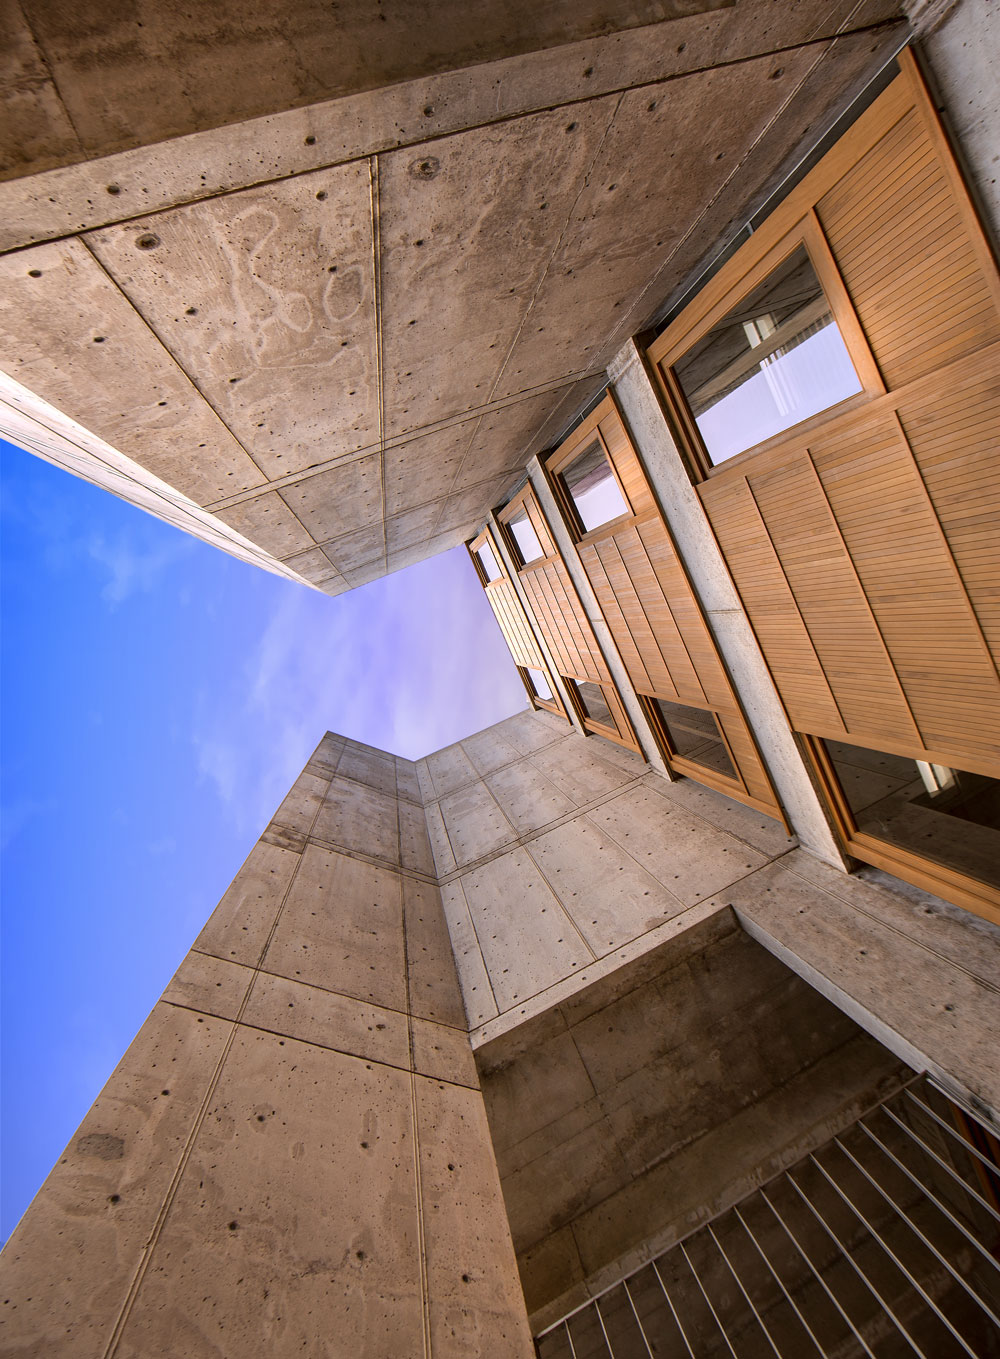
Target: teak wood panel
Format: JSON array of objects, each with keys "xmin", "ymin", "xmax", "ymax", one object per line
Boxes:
[
  {"xmin": 647, "ymin": 54, "xmax": 1000, "ymax": 781},
  {"xmin": 547, "ymin": 395, "xmax": 781, "ymax": 814},
  {"xmin": 498, "ymin": 486, "xmax": 637, "ymax": 749}
]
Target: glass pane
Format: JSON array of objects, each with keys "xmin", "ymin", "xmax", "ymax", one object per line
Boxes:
[
  {"xmin": 825, "ymin": 739, "xmax": 1000, "ymax": 889},
  {"xmin": 507, "ymin": 506, "xmax": 544, "ymax": 564},
  {"xmin": 561, "ymin": 439, "xmax": 629, "ymax": 532},
  {"xmin": 674, "ymin": 245, "xmax": 863, "ymax": 465},
  {"xmin": 653, "ymin": 698, "xmax": 736, "ymax": 779},
  {"xmin": 526, "ymin": 667, "xmax": 553, "ymax": 701},
  {"xmin": 476, "ymin": 542, "xmax": 501, "ymax": 581},
  {"xmin": 576, "ymin": 681, "xmax": 614, "ymax": 729}
]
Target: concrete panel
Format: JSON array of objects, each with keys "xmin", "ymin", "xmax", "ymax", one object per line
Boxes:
[
  {"xmin": 451, "ymin": 390, "xmax": 570, "ymax": 494},
  {"xmin": 527, "ymin": 816, "xmax": 686, "ymax": 953},
  {"xmin": 480, "ymin": 1027, "xmax": 594, "ymax": 1157},
  {"xmin": 403, "ymin": 877, "xmax": 469, "ymax": 1029},
  {"xmin": 214, "ymin": 489, "xmax": 315, "ymax": 558},
  {"xmin": 529, "ymin": 737, "xmax": 637, "ymax": 805},
  {"xmin": 0, "ymin": 1005, "xmax": 231, "ymax": 1358},
  {"xmin": 425, "ymin": 741, "xmax": 480, "ymax": 797},
  {"xmin": 724, "ymin": 851, "xmax": 1000, "ymax": 1118},
  {"xmin": 492, "ymin": 48, "xmax": 823, "ymax": 399},
  {"xmin": 281, "ymin": 545, "xmax": 345, "ymax": 587},
  {"xmin": 384, "ymin": 421, "xmax": 473, "ymax": 518},
  {"xmin": 395, "ymin": 756, "xmax": 424, "ymax": 806},
  {"xmin": 311, "ymin": 777, "xmax": 399, "ymax": 862},
  {"xmin": 416, "ymin": 1077, "xmax": 536, "ymax": 1358},
  {"xmin": 0, "ymin": 239, "xmax": 266, "ymax": 505},
  {"xmin": 587, "ymin": 783, "xmax": 768, "ymax": 906},
  {"xmin": 485, "ymin": 761, "xmax": 576, "ymax": 834},
  {"xmin": 399, "ymin": 797, "xmax": 435, "ymax": 876},
  {"xmin": 643, "ymin": 770, "xmax": 796, "ymax": 857},
  {"xmin": 438, "ymin": 781, "xmax": 518, "ymax": 867},
  {"xmin": 270, "ymin": 770, "xmax": 330, "ymax": 835},
  {"xmin": 379, "ymin": 99, "xmax": 616, "ymax": 434},
  {"xmin": 277, "ymin": 452, "xmax": 383, "ymax": 544},
  {"xmin": 242, "ymin": 970, "xmax": 410, "ymax": 1069},
  {"xmin": 439, "ymin": 881, "xmax": 498, "ymax": 1026},
  {"xmin": 86, "ymin": 163, "xmax": 378, "ymax": 481},
  {"xmin": 336, "ymin": 744, "xmax": 398, "ymax": 797},
  {"xmin": 498, "ymin": 710, "xmax": 568, "ymax": 755},
  {"xmin": 0, "ymin": 6, "xmax": 81, "ymax": 179},
  {"xmin": 424, "ymin": 799, "xmax": 459, "ymax": 877},
  {"xmin": 194, "ymin": 841, "xmax": 302, "ymax": 966},
  {"xmin": 411, "ymin": 1017, "xmax": 479, "ymax": 1087},
  {"xmin": 321, "ymin": 521, "xmax": 386, "ymax": 573},
  {"xmin": 112, "ymin": 1030, "xmax": 422, "ymax": 1358},
  {"xmin": 462, "ymin": 726, "xmax": 527, "ymax": 776},
  {"xmin": 263, "ymin": 845, "xmax": 407, "ymax": 1012},
  {"xmin": 461, "ymin": 853, "xmax": 593, "ymax": 1009},
  {"xmin": 162, "ymin": 951, "xmax": 255, "ymax": 1022}
]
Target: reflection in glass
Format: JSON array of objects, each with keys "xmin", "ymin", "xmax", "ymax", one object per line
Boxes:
[
  {"xmin": 653, "ymin": 698, "xmax": 736, "ymax": 779},
  {"xmin": 526, "ymin": 668, "xmax": 553, "ymax": 701},
  {"xmin": 825, "ymin": 738, "xmax": 1000, "ymax": 889},
  {"xmin": 476, "ymin": 542, "xmax": 501, "ymax": 582},
  {"xmin": 562, "ymin": 440, "xmax": 629, "ymax": 532},
  {"xmin": 674, "ymin": 246, "xmax": 862, "ymax": 465},
  {"xmin": 508, "ymin": 506, "xmax": 544, "ymax": 564},
  {"xmin": 576, "ymin": 681, "xmax": 614, "ymax": 729}
]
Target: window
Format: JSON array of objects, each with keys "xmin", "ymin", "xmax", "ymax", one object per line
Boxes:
[
  {"xmin": 673, "ymin": 245, "xmax": 863, "ymax": 466},
  {"xmin": 574, "ymin": 680, "xmax": 614, "ymax": 730},
  {"xmin": 821, "ymin": 738, "xmax": 1000, "ymax": 890},
  {"xmin": 507, "ymin": 505, "xmax": 544, "ymax": 565},
  {"xmin": 476, "ymin": 541, "xmax": 501, "ymax": 582},
  {"xmin": 559, "ymin": 438, "xmax": 629, "ymax": 532},
  {"xmin": 525, "ymin": 668, "xmax": 553, "ymax": 701},
  {"xmin": 651, "ymin": 699, "xmax": 736, "ymax": 780}
]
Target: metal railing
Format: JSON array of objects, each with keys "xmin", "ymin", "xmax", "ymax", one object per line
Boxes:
[{"xmin": 535, "ymin": 1076, "xmax": 1000, "ymax": 1358}]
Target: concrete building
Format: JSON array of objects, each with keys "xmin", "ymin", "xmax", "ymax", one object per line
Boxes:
[{"xmin": 1, "ymin": 1, "xmax": 999, "ymax": 1354}]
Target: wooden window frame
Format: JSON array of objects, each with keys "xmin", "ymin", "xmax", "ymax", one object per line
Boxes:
[
  {"xmin": 516, "ymin": 665, "xmax": 563, "ymax": 718},
  {"xmin": 497, "ymin": 485, "xmax": 556, "ymax": 568},
  {"xmin": 563, "ymin": 676, "xmax": 627, "ymax": 745},
  {"xmin": 546, "ymin": 402, "xmax": 634, "ymax": 544},
  {"xmin": 649, "ymin": 211, "xmax": 885, "ymax": 483},
  {"xmin": 801, "ymin": 734, "xmax": 1000, "ymax": 927}
]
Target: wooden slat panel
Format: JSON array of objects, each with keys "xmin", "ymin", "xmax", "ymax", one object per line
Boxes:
[
  {"xmin": 715, "ymin": 713, "xmax": 772, "ymax": 805},
  {"xmin": 819, "ymin": 108, "xmax": 1000, "ymax": 390},
  {"xmin": 580, "ymin": 540, "xmax": 661, "ymax": 696}
]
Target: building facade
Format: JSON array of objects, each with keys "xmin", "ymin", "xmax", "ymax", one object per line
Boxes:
[{"xmin": 1, "ymin": 1, "xmax": 999, "ymax": 1355}]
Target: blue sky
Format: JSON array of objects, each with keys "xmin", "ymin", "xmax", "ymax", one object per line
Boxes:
[{"xmin": 0, "ymin": 438, "xmax": 527, "ymax": 1242}]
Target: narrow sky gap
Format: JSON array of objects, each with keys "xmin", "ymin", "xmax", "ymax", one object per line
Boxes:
[{"xmin": 0, "ymin": 438, "xmax": 527, "ymax": 1242}]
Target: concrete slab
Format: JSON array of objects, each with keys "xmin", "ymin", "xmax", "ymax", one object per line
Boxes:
[
  {"xmin": 263, "ymin": 845, "xmax": 407, "ymax": 1012},
  {"xmin": 439, "ymin": 881, "xmax": 498, "ymax": 1027},
  {"xmin": 379, "ymin": 100, "xmax": 615, "ymax": 436},
  {"xmin": 214, "ymin": 488, "xmax": 315, "ymax": 557},
  {"xmin": 311, "ymin": 778, "xmax": 400, "ymax": 862},
  {"xmin": 587, "ymin": 782, "xmax": 768, "ymax": 906},
  {"xmin": 424, "ymin": 799, "xmax": 459, "ymax": 877},
  {"xmin": 281, "ymin": 545, "xmax": 346, "ymax": 587},
  {"xmin": 383, "ymin": 419, "xmax": 474, "ymax": 518},
  {"xmin": 336, "ymin": 744, "xmax": 398, "ymax": 797},
  {"xmin": 500, "ymin": 710, "xmax": 570, "ymax": 756},
  {"xmin": 529, "ymin": 737, "xmax": 637, "ymax": 805},
  {"xmin": 425, "ymin": 742, "xmax": 480, "ymax": 797},
  {"xmin": 643, "ymin": 771, "xmax": 796, "ymax": 857},
  {"xmin": 399, "ymin": 797, "xmax": 434, "ymax": 876},
  {"xmin": 462, "ymin": 727, "xmax": 526, "ymax": 777},
  {"xmin": 0, "ymin": 238, "xmax": 266, "ymax": 505},
  {"xmin": 162, "ymin": 952, "xmax": 254, "ymax": 1022},
  {"xmin": 85, "ymin": 163, "xmax": 378, "ymax": 481},
  {"xmin": 270, "ymin": 770, "xmax": 330, "ymax": 835},
  {"xmin": 0, "ymin": 1004, "xmax": 231, "ymax": 1358},
  {"xmin": 437, "ymin": 781, "xmax": 517, "ymax": 867},
  {"xmin": 485, "ymin": 761, "xmax": 577, "ymax": 834},
  {"xmin": 194, "ymin": 840, "xmax": 302, "ymax": 966},
  {"xmin": 479, "ymin": 1028, "xmax": 595, "ymax": 1157},
  {"xmin": 403, "ymin": 877, "xmax": 469, "ymax": 1030},
  {"xmin": 277, "ymin": 452, "xmax": 383, "ymax": 546},
  {"xmin": 112, "ymin": 1030, "xmax": 422, "ymax": 1359},
  {"xmin": 394, "ymin": 757, "xmax": 424, "ymax": 806},
  {"xmin": 242, "ymin": 969, "xmax": 410, "ymax": 1069},
  {"xmin": 416, "ymin": 1076, "xmax": 536, "ymax": 1358},
  {"xmin": 527, "ymin": 816, "xmax": 686, "ymax": 954},
  {"xmin": 411, "ymin": 1017, "xmax": 479, "ymax": 1088},
  {"xmin": 461, "ymin": 853, "xmax": 593, "ymax": 1010}
]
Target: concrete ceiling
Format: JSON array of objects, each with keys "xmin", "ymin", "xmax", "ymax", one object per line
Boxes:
[{"xmin": 0, "ymin": 1, "xmax": 903, "ymax": 593}]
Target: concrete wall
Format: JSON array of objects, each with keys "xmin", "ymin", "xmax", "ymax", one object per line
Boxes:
[
  {"xmin": 476, "ymin": 910, "xmax": 911, "ymax": 1328},
  {"xmin": 0, "ymin": 733, "xmax": 532, "ymax": 1358},
  {"xmin": 416, "ymin": 709, "xmax": 796, "ymax": 1044}
]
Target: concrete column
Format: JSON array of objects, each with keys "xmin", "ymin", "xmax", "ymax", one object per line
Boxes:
[
  {"xmin": 0, "ymin": 734, "xmax": 533, "ymax": 1358},
  {"xmin": 607, "ymin": 338, "xmax": 849, "ymax": 867},
  {"xmin": 485, "ymin": 510, "xmax": 588, "ymax": 742},
  {"xmin": 525, "ymin": 455, "xmax": 669, "ymax": 778},
  {"xmin": 908, "ymin": 0, "xmax": 1000, "ymax": 248}
]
